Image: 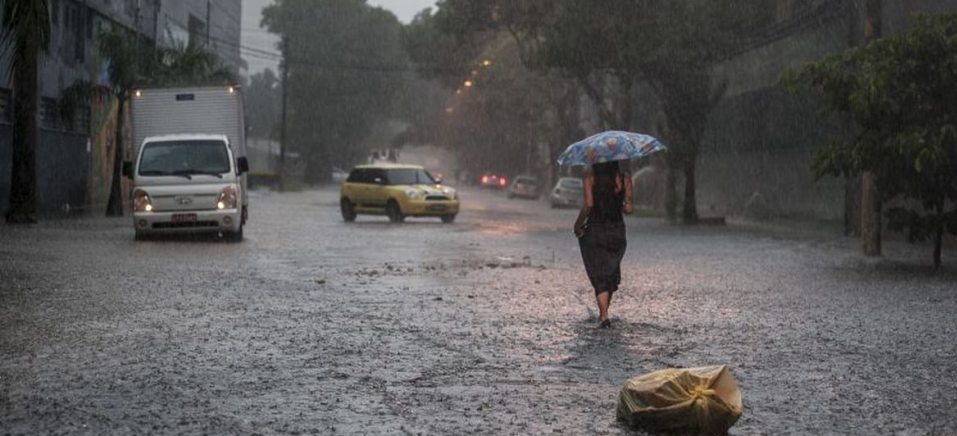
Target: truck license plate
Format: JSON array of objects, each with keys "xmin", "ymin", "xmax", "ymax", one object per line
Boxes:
[
  {"xmin": 429, "ymin": 205, "xmax": 447, "ymax": 211},
  {"xmin": 172, "ymin": 213, "xmax": 197, "ymax": 223}
]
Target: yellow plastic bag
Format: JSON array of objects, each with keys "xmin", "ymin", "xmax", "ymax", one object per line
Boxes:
[{"xmin": 616, "ymin": 365, "xmax": 743, "ymax": 435}]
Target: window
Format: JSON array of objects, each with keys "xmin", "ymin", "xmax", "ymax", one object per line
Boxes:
[
  {"xmin": 74, "ymin": 104, "xmax": 91, "ymax": 134},
  {"xmin": 40, "ymin": 98, "xmax": 60, "ymax": 130},
  {"xmin": 188, "ymin": 14, "xmax": 206, "ymax": 47}
]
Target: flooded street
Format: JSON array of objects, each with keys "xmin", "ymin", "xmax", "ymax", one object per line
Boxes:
[{"xmin": 1, "ymin": 186, "xmax": 956, "ymax": 435}]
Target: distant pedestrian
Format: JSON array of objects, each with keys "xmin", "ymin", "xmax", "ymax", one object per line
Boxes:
[{"xmin": 573, "ymin": 161, "xmax": 633, "ymax": 328}]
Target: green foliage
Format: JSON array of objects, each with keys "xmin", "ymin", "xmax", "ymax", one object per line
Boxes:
[
  {"xmin": 402, "ymin": 5, "xmax": 580, "ymax": 179},
  {"xmin": 155, "ymin": 42, "xmax": 236, "ymax": 86},
  {"xmin": 245, "ymin": 69, "xmax": 281, "ymax": 140},
  {"xmin": 262, "ymin": 0, "xmax": 408, "ymax": 181},
  {"xmin": 2, "ymin": 0, "xmax": 51, "ymax": 223},
  {"xmin": 529, "ymin": 0, "xmax": 740, "ymax": 223},
  {"xmin": 1, "ymin": 0, "xmax": 51, "ymax": 76},
  {"xmin": 785, "ymin": 13, "xmax": 957, "ymax": 269},
  {"xmin": 402, "ymin": 7, "xmax": 483, "ymax": 88}
]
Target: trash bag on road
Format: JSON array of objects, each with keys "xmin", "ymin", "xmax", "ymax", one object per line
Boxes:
[{"xmin": 616, "ymin": 365, "xmax": 743, "ymax": 435}]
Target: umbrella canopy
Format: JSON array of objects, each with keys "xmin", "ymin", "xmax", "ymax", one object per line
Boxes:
[{"xmin": 556, "ymin": 130, "xmax": 666, "ymax": 166}]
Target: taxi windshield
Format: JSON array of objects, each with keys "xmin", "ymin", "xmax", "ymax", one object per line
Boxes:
[{"xmin": 386, "ymin": 168, "xmax": 436, "ymax": 185}]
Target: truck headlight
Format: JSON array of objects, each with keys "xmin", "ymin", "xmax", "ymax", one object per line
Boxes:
[
  {"xmin": 405, "ymin": 189, "xmax": 420, "ymax": 199},
  {"xmin": 133, "ymin": 189, "xmax": 153, "ymax": 212},
  {"xmin": 218, "ymin": 185, "xmax": 238, "ymax": 210}
]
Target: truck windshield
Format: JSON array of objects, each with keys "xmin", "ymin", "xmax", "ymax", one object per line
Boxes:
[{"xmin": 138, "ymin": 140, "xmax": 230, "ymax": 176}]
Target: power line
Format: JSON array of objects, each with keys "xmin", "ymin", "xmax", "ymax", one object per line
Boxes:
[{"xmin": 209, "ymin": 1, "xmax": 242, "ymax": 27}]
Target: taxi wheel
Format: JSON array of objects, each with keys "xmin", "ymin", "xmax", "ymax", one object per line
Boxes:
[
  {"xmin": 340, "ymin": 199, "xmax": 357, "ymax": 222},
  {"xmin": 441, "ymin": 214, "xmax": 456, "ymax": 224},
  {"xmin": 386, "ymin": 200, "xmax": 405, "ymax": 223}
]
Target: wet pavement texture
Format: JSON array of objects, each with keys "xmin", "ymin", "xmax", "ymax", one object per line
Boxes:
[{"xmin": 1, "ymin": 186, "xmax": 956, "ymax": 435}]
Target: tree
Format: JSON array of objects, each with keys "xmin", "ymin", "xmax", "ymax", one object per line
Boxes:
[
  {"xmin": 95, "ymin": 29, "xmax": 235, "ymax": 216},
  {"xmin": 97, "ymin": 27, "xmax": 145, "ymax": 217},
  {"xmin": 155, "ymin": 41, "xmax": 235, "ymax": 86},
  {"xmin": 1, "ymin": 0, "xmax": 51, "ymax": 224},
  {"xmin": 402, "ymin": 4, "xmax": 582, "ymax": 185},
  {"xmin": 262, "ymin": 0, "xmax": 408, "ymax": 183},
  {"xmin": 783, "ymin": 13, "xmax": 957, "ymax": 270},
  {"xmin": 431, "ymin": 0, "xmax": 745, "ymax": 223},
  {"xmin": 245, "ymin": 69, "xmax": 281, "ymax": 140}
]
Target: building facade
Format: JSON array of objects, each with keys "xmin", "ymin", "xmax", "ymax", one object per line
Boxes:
[
  {"xmin": 0, "ymin": 0, "xmax": 241, "ymax": 216},
  {"xmin": 696, "ymin": 0, "xmax": 957, "ymax": 230}
]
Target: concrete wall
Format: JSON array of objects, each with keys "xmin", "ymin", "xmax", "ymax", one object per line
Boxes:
[
  {"xmin": 700, "ymin": 12, "xmax": 852, "ymax": 221},
  {"xmin": 695, "ymin": 0, "xmax": 957, "ymax": 224},
  {"xmin": 159, "ymin": 0, "xmax": 243, "ymax": 74},
  {"xmin": 0, "ymin": 126, "xmax": 89, "ymax": 216}
]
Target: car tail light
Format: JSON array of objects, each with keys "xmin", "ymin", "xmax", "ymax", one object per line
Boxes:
[
  {"xmin": 482, "ymin": 175, "xmax": 489, "ymax": 184},
  {"xmin": 133, "ymin": 189, "xmax": 152, "ymax": 212},
  {"xmin": 499, "ymin": 178, "xmax": 507, "ymax": 186}
]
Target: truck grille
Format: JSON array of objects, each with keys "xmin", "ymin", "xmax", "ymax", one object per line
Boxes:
[{"xmin": 153, "ymin": 221, "xmax": 219, "ymax": 229}]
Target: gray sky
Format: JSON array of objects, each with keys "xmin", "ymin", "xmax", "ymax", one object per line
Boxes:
[{"xmin": 241, "ymin": 0, "xmax": 437, "ymax": 76}]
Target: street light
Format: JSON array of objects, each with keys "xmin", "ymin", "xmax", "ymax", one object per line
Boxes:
[
  {"xmin": 482, "ymin": 59, "xmax": 492, "ymax": 67},
  {"xmin": 464, "ymin": 80, "xmax": 473, "ymax": 88}
]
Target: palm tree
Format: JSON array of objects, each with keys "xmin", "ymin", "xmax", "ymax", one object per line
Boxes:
[
  {"xmin": 157, "ymin": 41, "xmax": 235, "ymax": 86},
  {"xmin": 97, "ymin": 33, "xmax": 234, "ymax": 216},
  {"xmin": 97, "ymin": 27, "xmax": 146, "ymax": 217},
  {"xmin": 1, "ymin": 0, "xmax": 51, "ymax": 224}
]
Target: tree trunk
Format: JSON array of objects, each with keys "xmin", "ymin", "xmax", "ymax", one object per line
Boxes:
[
  {"xmin": 861, "ymin": 171, "xmax": 881, "ymax": 256},
  {"xmin": 665, "ymin": 162, "xmax": 678, "ymax": 222},
  {"xmin": 933, "ymin": 199, "xmax": 944, "ymax": 271},
  {"xmin": 106, "ymin": 96, "xmax": 127, "ymax": 217},
  {"xmin": 6, "ymin": 35, "xmax": 40, "ymax": 224},
  {"xmin": 682, "ymin": 158, "xmax": 698, "ymax": 224},
  {"xmin": 933, "ymin": 221, "xmax": 943, "ymax": 271}
]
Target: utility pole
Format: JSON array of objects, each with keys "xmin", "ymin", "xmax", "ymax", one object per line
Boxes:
[
  {"xmin": 206, "ymin": 0, "xmax": 211, "ymax": 47},
  {"xmin": 861, "ymin": 0, "xmax": 882, "ymax": 256},
  {"xmin": 153, "ymin": 0, "xmax": 161, "ymax": 49},
  {"xmin": 279, "ymin": 36, "xmax": 289, "ymax": 192}
]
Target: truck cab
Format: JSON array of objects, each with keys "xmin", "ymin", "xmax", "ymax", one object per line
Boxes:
[
  {"xmin": 123, "ymin": 86, "xmax": 249, "ymax": 241},
  {"xmin": 123, "ymin": 134, "xmax": 248, "ymax": 241}
]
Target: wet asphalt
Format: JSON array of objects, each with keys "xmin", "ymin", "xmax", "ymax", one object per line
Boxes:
[{"xmin": 1, "ymin": 185, "xmax": 955, "ymax": 436}]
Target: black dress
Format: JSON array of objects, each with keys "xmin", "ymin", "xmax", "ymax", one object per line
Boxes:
[{"xmin": 578, "ymin": 168, "xmax": 627, "ymax": 295}]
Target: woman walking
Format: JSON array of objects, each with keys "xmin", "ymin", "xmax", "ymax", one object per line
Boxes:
[{"xmin": 573, "ymin": 161, "xmax": 634, "ymax": 328}]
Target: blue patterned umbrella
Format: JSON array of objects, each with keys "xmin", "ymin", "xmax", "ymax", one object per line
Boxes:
[{"xmin": 556, "ymin": 130, "xmax": 666, "ymax": 166}]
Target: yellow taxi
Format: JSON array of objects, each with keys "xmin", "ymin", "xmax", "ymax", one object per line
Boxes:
[{"xmin": 339, "ymin": 164, "xmax": 460, "ymax": 223}]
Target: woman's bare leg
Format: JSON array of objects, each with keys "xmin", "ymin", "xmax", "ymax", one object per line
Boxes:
[{"xmin": 596, "ymin": 291, "xmax": 611, "ymax": 323}]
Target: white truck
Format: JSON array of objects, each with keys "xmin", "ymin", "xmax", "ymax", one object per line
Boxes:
[{"xmin": 122, "ymin": 86, "xmax": 249, "ymax": 241}]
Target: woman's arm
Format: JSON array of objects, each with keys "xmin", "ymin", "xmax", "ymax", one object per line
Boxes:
[
  {"xmin": 622, "ymin": 173, "xmax": 634, "ymax": 215},
  {"xmin": 574, "ymin": 173, "xmax": 594, "ymax": 238}
]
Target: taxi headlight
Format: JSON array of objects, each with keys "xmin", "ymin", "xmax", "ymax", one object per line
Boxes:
[
  {"xmin": 405, "ymin": 189, "xmax": 420, "ymax": 199},
  {"xmin": 218, "ymin": 184, "xmax": 238, "ymax": 210},
  {"xmin": 442, "ymin": 187, "xmax": 458, "ymax": 200},
  {"xmin": 133, "ymin": 189, "xmax": 153, "ymax": 212}
]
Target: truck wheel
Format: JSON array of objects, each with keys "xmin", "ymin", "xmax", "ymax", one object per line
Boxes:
[
  {"xmin": 441, "ymin": 214, "xmax": 456, "ymax": 224},
  {"xmin": 341, "ymin": 199, "xmax": 357, "ymax": 222},
  {"xmin": 386, "ymin": 200, "xmax": 405, "ymax": 223},
  {"xmin": 224, "ymin": 225, "xmax": 244, "ymax": 242}
]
